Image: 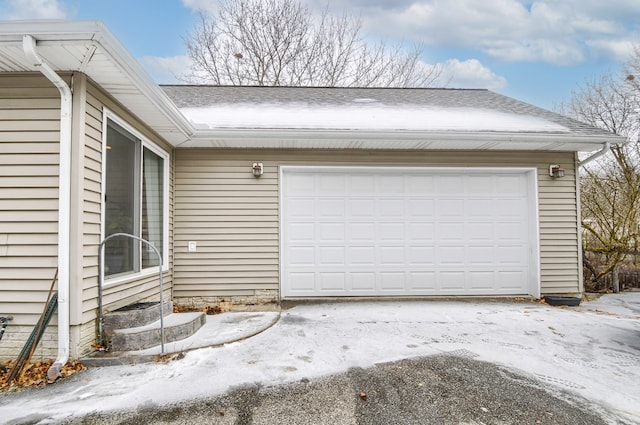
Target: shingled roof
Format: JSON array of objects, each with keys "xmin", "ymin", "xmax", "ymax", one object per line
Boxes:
[{"xmin": 161, "ymin": 86, "xmax": 624, "ymax": 150}]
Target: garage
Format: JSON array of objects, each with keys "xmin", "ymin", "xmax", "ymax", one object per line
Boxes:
[{"xmin": 281, "ymin": 167, "xmax": 539, "ymax": 298}]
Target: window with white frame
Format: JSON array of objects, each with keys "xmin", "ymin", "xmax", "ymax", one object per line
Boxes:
[{"xmin": 103, "ymin": 116, "xmax": 168, "ymax": 278}]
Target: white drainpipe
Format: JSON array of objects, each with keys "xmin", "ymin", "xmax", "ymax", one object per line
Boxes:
[
  {"xmin": 22, "ymin": 35, "xmax": 71, "ymax": 381},
  {"xmin": 578, "ymin": 142, "xmax": 611, "ymax": 168}
]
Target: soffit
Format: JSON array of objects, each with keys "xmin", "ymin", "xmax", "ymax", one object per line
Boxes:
[{"xmin": 0, "ymin": 21, "xmax": 193, "ymax": 146}]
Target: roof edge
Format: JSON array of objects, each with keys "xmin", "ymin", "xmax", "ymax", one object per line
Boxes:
[
  {"xmin": 0, "ymin": 20, "xmax": 195, "ymax": 145},
  {"xmin": 186, "ymin": 127, "xmax": 623, "ymax": 151}
]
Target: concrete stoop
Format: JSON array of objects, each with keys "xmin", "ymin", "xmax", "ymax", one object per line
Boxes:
[
  {"xmin": 103, "ymin": 301, "xmax": 173, "ymax": 333},
  {"xmin": 82, "ymin": 301, "xmax": 206, "ymax": 366},
  {"xmin": 109, "ymin": 311, "xmax": 206, "ymax": 351}
]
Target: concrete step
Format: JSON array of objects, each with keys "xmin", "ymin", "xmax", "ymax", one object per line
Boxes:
[
  {"xmin": 81, "ymin": 308, "xmax": 281, "ymax": 367},
  {"xmin": 108, "ymin": 311, "xmax": 206, "ymax": 352},
  {"xmin": 104, "ymin": 301, "xmax": 173, "ymax": 331}
]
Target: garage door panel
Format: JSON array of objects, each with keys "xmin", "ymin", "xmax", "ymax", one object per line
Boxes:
[
  {"xmin": 350, "ymin": 273, "xmax": 376, "ymax": 291},
  {"xmin": 319, "ymin": 273, "xmax": 346, "ymax": 291},
  {"xmin": 378, "ymin": 222, "xmax": 404, "ymax": 240},
  {"xmin": 408, "ymin": 175, "xmax": 435, "ymax": 193},
  {"xmin": 408, "ymin": 246, "xmax": 435, "ymax": 265},
  {"xmin": 319, "ymin": 223, "xmax": 345, "ymax": 241},
  {"xmin": 468, "ymin": 246, "xmax": 495, "ymax": 264},
  {"xmin": 496, "ymin": 175, "xmax": 526, "ymax": 193},
  {"xmin": 495, "ymin": 222, "xmax": 525, "ymax": 240},
  {"xmin": 438, "ymin": 222, "xmax": 466, "ymax": 241},
  {"xmin": 318, "ymin": 198, "xmax": 345, "ymax": 217},
  {"xmin": 289, "ymin": 223, "xmax": 314, "ymax": 241},
  {"xmin": 378, "ymin": 198, "xmax": 405, "ymax": 216},
  {"xmin": 496, "ymin": 271, "xmax": 527, "ymax": 290},
  {"xmin": 407, "ymin": 199, "xmax": 435, "ymax": 216},
  {"xmin": 380, "ymin": 246, "xmax": 405, "ymax": 265},
  {"xmin": 287, "ymin": 174, "xmax": 315, "ymax": 194},
  {"xmin": 437, "ymin": 199, "xmax": 465, "ymax": 216},
  {"xmin": 349, "ymin": 199, "xmax": 375, "ymax": 216},
  {"xmin": 282, "ymin": 168, "xmax": 535, "ymax": 298},
  {"xmin": 319, "ymin": 246, "xmax": 345, "ymax": 265},
  {"xmin": 349, "ymin": 175, "xmax": 375, "ymax": 192},
  {"xmin": 467, "ymin": 199, "xmax": 494, "ymax": 216},
  {"xmin": 439, "ymin": 271, "xmax": 466, "ymax": 290},
  {"xmin": 468, "ymin": 176, "xmax": 494, "ymax": 193},
  {"xmin": 408, "ymin": 222, "xmax": 435, "ymax": 240},
  {"xmin": 439, "ymin": 175, "xmax": 466, "ymax": 193},
  {"xmin": 469, "ymin": 223, "xmax": 494, "ymax": 240},
  {"xmin": 409, "ymin": 272, "xmax": 437, "ymax": 290},
  {"xmin": 289, "ymin": 199, "xmax": 315, "ymax": 217},
  {"xmin": 380, "ymin": 272, "xmax": 405, "ymax": 290},
  {"xmin": 350, "ymin": 246, "xmax": 375, "ymax": 264},
  {"xmin": 496, "ymin": 246, "xmax": 527, "ymax": 265},
  {"xmin": 496, "ymin": 199, "xmax": 527, "ymax": 217},
  {"xmin": 439, "ymin": 246, "xmax": 466, "ymax": 264},
  {"xmin": 289, "ymin": 273, "xmax": 315, "ymax": 292},
  {"xmin": 318, "ymin": 175, "xmax": 346, "ymax": 194},
  {"xmin": 469, "ymin": 271, "xmax": 494, "ymax": 290},
  {"xmin": 377, "ymin": 175, "xmax": 404, "ymax": 193},
  {"xmin": 288, "ymin": 246, "xmax": 314, "ymax": 265}
]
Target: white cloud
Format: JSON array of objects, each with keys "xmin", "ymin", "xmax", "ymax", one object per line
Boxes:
[
  {"xmin": 139, "ymin": 55, "xmax": 193, "ymax": 84},
  {"xmin": 439, "ymin": 59, "xmax": 508, "ymax": 91},
  {"xmin": 587, "ymin": 39, "xmax": 638, "ymax": 63},
  {"xmin": 304, "ymin": 0, "xmax": 640, "ymax": 66},
  {"xmin": 1, "ymin": 0, "xmax": 67, "ymax": 19},
  {"xmin": 181, "ymin": 0, "xmax": 219, "ymax": 14}
]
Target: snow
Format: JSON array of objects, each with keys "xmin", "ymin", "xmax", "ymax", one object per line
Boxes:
[
  {"xmin": 1, "ymin": 294, "xmax": 639, "ymax": 424},
  {"xmin": 130, "ymin": 312, "xmax": 280, "ymax": 356},
  {"xmin": 180, "ymin": 103, "xmax": 570, "ymax": 133}
]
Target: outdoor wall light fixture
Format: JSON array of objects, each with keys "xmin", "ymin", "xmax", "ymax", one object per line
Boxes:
[
  {"xmin": 252, "ymin": 162, "xmax": 264, "ymax": 177},
  {"xmin": 549, "ymin": 164, "xmax": 565, "ymax": 178}
]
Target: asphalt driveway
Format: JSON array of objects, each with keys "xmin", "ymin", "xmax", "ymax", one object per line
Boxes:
[{"xmin": 1, "ymin": 293, "xmax": 639, "ymax": 424}]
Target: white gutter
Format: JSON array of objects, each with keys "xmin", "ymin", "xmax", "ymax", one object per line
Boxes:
[
  {"xmin": 1, "ymin": 21, "xmax": 194, "ymax": 145},
  {"xmin": 22, "ymin": 35, "xmax": 71, "ymax": 382},
  {"xmin": 578, "ymin": 142, "xmax": 611, "ymax": 168}
]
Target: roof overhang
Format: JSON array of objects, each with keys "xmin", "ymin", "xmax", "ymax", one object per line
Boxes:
[
  {"xmin": 0, "ymin": 20, "xmax": 194, "ymax": 146},
  {"xmin": 181, "ymin": 127, "xmax": 620, "ymax": 151}
]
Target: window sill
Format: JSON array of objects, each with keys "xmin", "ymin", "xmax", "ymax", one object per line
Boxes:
[{"xmin": 102, "ymin": 265, "xmax": 169, "ymax": 289}]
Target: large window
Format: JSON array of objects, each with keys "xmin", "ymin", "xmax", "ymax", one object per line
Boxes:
[{"xmin": 103, "ymin": 116, "xmax": 168, "ymax": 278}]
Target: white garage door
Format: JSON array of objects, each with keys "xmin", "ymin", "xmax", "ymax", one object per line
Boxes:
[{"xmin": 281, "ymin": 167, "xmax": 538, "ymax": 298}]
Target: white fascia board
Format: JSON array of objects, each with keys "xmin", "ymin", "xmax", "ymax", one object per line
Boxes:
[
  {"xmin": 0, "ymin": 20, "xmax": 195, "ymax": 145},
  {"xmin": 185, "ymin": 127, "xmax": 621, "ymax": 152},
  {"xmin": 86, "ymin": 23, "xmax": 195, "ymax": 143}
]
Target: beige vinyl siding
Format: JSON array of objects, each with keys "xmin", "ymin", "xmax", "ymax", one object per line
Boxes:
[
  {"xmin": 539, "ymin": 158, "xmax": 581, "ymax": 294},
  {"xmin": 0, "ymin": 73, "xmax": 62, "ymax": 359},
  {"xmin": 73, "ymin": 79, "xmax": 175, "ymax": 356},
  {"xmin": 174, "ymin": 149, "xmax": 580, "ymax": 302}
]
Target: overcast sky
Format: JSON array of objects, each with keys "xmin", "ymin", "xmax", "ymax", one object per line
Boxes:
[{"xmin": 1, "ymin": 0, "xmax": 639, "ymax": 109}]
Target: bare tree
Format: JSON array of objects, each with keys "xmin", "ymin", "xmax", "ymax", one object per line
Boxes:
[
  {"xmin": 560, "ymin": 51, "xmax": 640, "ymax": 291},
  {"xmin": 580, "ymin": 146, "xmax": 640, "ymax": 290},
  {"xmin": 183, "ymin": 0, "xmax": 441, "ymax": 87},
  {"xmin": 624, "ymin": 44, "xmax": 640, "ymax": 94}
]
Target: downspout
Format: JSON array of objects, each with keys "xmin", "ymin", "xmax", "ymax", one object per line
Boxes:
[
  {"xmin": 578, "ymin": 142, "xmax": 610, "ymax": 168},
  {"xmin": 22, "ymin": 35, "xmax": 72, "ymax": 381}
]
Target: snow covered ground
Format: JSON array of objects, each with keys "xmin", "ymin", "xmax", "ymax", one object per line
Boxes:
[{"xmin": 1, "ymin": 293, "xmax": 639, "ymax": 424}]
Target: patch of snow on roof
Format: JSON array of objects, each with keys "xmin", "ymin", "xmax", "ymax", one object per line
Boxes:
[{"xmin": 180, "ymin": 103, "xmax": 570, "ymax": 133}]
